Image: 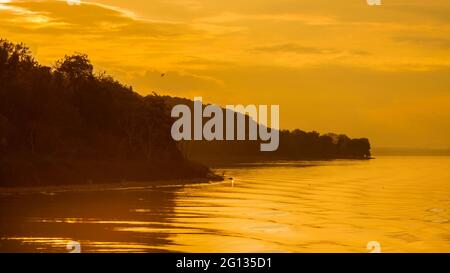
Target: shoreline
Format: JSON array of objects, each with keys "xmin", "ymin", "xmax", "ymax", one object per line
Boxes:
[
  {"xmin": 0, "ymin": 157, "xmax": 372, "ymax": 191},
  {"xmin": 0, "ymin": 176, "xmax": 224, "ymax": 195},
  {"xmin": 192, "ymin": 156, "xmax": 374, "ymax": 168}
]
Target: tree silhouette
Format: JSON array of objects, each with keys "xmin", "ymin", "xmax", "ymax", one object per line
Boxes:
[
  {"xmin": 55, "ymin": 54, "xmax": 93, "ymax": 80},
  {"xmin": 163, "ymin": 97, "xmax": 372, "ymax": 161},
  {"xmin": 0, "ymin": 38, "xmax": 371, "ymax": 186},
  {"xmin": 0, "ymin": 39, "xmax": 211, "ymax": 186}
]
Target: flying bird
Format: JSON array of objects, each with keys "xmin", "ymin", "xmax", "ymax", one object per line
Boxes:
[{"xmin": 161, "ymin": 73, "xmax": 166, "ymax": 77}]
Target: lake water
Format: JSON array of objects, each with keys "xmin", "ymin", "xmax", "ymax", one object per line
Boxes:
[{"xmin": 0, "ymin": 156, "xmax": 449, "ymax": 253}]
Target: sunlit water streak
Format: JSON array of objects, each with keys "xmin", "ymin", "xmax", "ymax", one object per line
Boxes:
[{"xmin": 0, "ymin": 156, "xmax": 449, "ymax": 252}]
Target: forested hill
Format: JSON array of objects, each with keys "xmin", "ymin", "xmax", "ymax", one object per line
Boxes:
[
  {"xmin": 0, "ymin": 39, "xmax": 213, "ymax": 186},
  {"xmin": 0, "ymin": 39, "xmax": 370, "ymax": 185},
  {"xmin": 163, "ymin": 96, "xmax": 371, "ymax": 164}
]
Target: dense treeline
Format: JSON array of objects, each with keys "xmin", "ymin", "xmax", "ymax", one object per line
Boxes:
[
  {"xmin": 0, "ymin": 39, "xmax": 211, "ymax": 186},
  {"xmin": 163, "ymin": 97, "xmax": 371, "ymax": 163},
  {"xmin": 0, "ymin": 39, "xmax": 371, "ymax": 185},
  {"xmin": 278, "ymin": 131, "xmax": 371, "ymax": 158}
]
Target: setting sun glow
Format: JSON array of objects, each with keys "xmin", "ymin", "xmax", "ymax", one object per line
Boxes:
[{"xmin": 1, "ymin": 0, "xmax": 449, "ymax": 149}]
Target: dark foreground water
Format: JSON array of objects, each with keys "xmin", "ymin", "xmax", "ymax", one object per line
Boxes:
[{"xmin": 0, "ymin": 156, "xmax": 449, "ymax": 253}]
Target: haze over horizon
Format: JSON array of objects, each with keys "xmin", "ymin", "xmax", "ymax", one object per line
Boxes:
[{"xmin": 1, "ymin": 0, "xmax": 449, "ymax": 149}]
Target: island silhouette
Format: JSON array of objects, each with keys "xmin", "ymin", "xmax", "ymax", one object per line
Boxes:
[{"xmin": 0, "ymin": 39, "xmax": 371, "ymax": 187}]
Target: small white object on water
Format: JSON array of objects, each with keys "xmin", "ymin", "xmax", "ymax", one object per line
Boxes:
[{"xmin": 67, "ymin": 0, "xmax": 81, "ymax": 5}]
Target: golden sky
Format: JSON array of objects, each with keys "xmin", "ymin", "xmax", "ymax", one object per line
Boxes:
[{"xmin": 1, "ymin": 0, "xmax": 449, "ymax": 149}]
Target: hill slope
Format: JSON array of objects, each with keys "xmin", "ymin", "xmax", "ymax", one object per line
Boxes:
[{"xmin": 0, "ymin": 39, "xmax": 213, "ymax": 186}]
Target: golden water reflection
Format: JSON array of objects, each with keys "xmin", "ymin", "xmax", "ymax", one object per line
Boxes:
[{"xmin": 0, "ymin": 156, "xmax": 449, "ymax": 252}]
